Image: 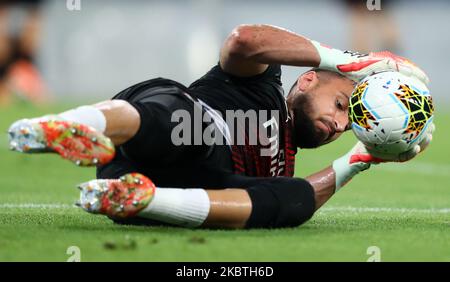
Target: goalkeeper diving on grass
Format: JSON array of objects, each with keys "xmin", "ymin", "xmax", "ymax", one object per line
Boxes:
[{"xmin": 7, "ymin": 24, "xmax": 434, "ymax": 229}]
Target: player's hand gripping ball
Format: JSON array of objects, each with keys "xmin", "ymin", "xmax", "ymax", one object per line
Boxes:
[{"xmin": 348, "ymin": 71, "xmax": 435, "ymax": 162}]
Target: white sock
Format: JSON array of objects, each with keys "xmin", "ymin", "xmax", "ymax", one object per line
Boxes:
[
  {"xmin": 58, "ymin": 105, "xmax": 107, "ymax": 133},
  {"xmin": 138, "ymin": 188, "xmax": 210, "ymax": 228}
]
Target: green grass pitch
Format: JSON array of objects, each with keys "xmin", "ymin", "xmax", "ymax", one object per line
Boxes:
[{"xmin": 0, "ymin": 102, "xmax": 449, "ymax": 262}]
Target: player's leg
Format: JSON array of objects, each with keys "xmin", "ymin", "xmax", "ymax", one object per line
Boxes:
[
  {"xmin": 77, "ymin": 173, "xmax": 316, "ymax": 229},
  {"xmin": 7, "ymin": 99, "xmax": 138, "ymax": 166},
  {"xmin": 8, "ymin": 85, "xmax": 208, "ymax": 167},
  {"xmin": 88, "ymin": 99, "xmax": 140, "ymax": 145}
]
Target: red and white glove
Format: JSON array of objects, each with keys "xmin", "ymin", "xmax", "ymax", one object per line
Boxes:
[
  {"xmin": 332, "ymin": 123, "xmax": 434, "ymax": 190},
  {"xmin": 310, "ymin": 40, "xmax": 429, "ymax": 85}
]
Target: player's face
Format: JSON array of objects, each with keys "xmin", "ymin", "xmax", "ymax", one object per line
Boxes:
[{"xmin": 288, "ymin": 71, "xmax": 355, "ymax": 148}]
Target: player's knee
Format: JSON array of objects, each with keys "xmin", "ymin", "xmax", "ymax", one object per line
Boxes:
[
  {"xmin": 93, "ymin": 99, "xmax": 141, "ymax": 145},
  {"xmin": 245, "ymin": 177, "xmax": 316, "ymax": 229},
  {"xmin": 94, "ymin": 99, "xmax": 136, "ymax": 117}
]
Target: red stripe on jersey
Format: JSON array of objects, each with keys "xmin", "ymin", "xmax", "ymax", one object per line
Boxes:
[{"xmin": 231, "ymin": 119, "xmax": 296, "ymax": 177}]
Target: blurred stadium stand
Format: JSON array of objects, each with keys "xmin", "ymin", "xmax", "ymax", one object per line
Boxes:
[{"xmin": 28, "ymin": 0, "xmax": 450, "ymax": 103}]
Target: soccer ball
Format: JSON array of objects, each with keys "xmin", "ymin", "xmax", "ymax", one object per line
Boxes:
[{"xmin": 348, "ymin": 71, "xmax": 434, "ymax": 158}]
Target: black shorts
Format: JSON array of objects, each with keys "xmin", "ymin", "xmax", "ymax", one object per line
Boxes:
[{"xmin": 96, "ymin": 78, "xmax": 235, "ymax": 188}]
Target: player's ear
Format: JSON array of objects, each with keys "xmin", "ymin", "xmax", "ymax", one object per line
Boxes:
[{"xmin": 298, "ymin": 71, "xmax": 319, "ymax": 92}]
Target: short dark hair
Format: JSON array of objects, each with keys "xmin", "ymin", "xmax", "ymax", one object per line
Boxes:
[{"xmin": 289, "ymin": 68, "xmax": 347, "ymax": 95}]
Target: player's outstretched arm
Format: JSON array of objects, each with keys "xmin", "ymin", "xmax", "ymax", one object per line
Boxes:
[
  {"xmin": 220, "ymin": 24, "xmax": 428, "ymax": 84},
  {"xmin": 220, "ymin": 24, "xmax": 320, "ymax": 77},
  {"xmin": 305, "ymin": 166, "xmax": 337, "ymax": 211}
]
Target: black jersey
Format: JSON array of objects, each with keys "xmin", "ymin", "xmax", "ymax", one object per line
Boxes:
[{"xmin": 189, "ymin": 64, "xmax": 296, "ymax": 177}]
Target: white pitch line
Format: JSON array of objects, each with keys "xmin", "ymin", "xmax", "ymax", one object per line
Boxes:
[
  {"xmin": 0, "ymin": 203, "xmax": 73, "ymax": 209},
  {"xmin": 0, "ymin": 203, "xmax": 449, "ymax": 214},
  {"xmin": 373, "ymin": 161, "xmax": 450, "ymax": 177},
  {"xmin": 319, "ymin": 206, "xmax": 450, "ymax": 214},
  {"xmin": 299, "ymin": 154, "xmax": 450, "ymax": 177}
]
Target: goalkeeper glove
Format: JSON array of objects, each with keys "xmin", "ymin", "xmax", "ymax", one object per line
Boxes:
[
  {"xmin": 332, "ymin": 123, "xmax": 435, "ymax": 190},
  {"xmin": 310, "ymin": 40, "xmax": 429, "ymax": 85}
]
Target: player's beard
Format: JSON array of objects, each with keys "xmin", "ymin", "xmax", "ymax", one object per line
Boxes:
[{"xmin": 291, "ymin": 93, "xmax": 323, "ymax": 149}]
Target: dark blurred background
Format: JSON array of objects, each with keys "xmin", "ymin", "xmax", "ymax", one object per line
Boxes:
[{"xmin": 0, "ymin": 0, "xmax": 448, "ymax": 105}]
